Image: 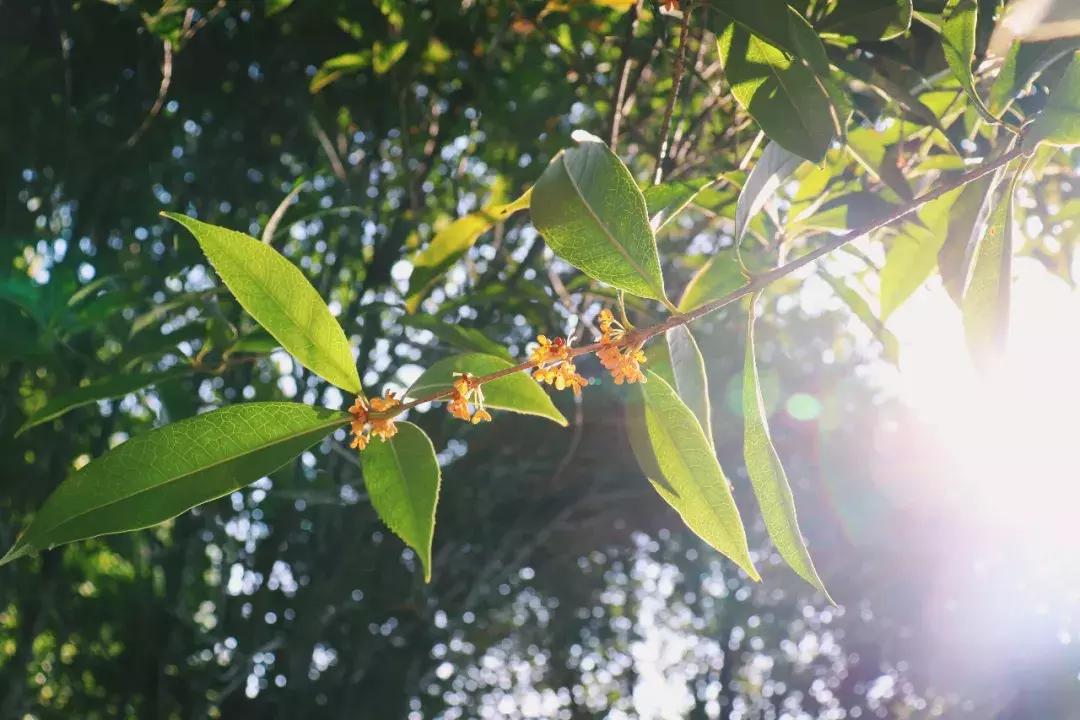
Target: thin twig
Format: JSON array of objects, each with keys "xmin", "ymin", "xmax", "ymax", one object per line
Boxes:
[
  {"xmin": 382, "ymin": 144, "xmax": 1026, "ymax": 417},
  {"xmin": 262, "ymin": 181, "xmax": 306, "ymax": 244},
  {"xmin": 653, "ymin": 4, "xmax": 694, "ymax": 185},
  {"xmin": 125, "ymin": 40, "xmax": 173, "ymax": 148},
  {"xmin": 609, "ymin": 0, "xmax": 643, "ymax": 149}
]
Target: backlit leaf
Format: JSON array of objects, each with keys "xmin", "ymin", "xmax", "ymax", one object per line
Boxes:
[
  {"xmin": 405, "ymin": 189, "xmax": 530, "ymax": 313},
  {"xmin": 408, "ymin": 353, "xmax": 568, "ymax": 426},
  {"xmin": 736, "ymin": 142, "xmax": 805, "ymax": 247},
  {"xmin": 743, "ymin": 296, "xmax": 831, "ymax": 599},
  {"xmin": 666, "ymin": 325, "xmax": 712, "ymax": 446},
  {"xmin": 531, "ymin": 132, "xmax": 667, "ymax": 302},
  {"xmin": 1, "ymin": 403, "xmax": 350, "ymax": 566},
  {"xmin": 678, "ymin": 250, "xmax": 745, "ymax": 312},
  {"xmin": 632, "ymin": 371, "xmax": 759, "ymax": 579},
  {"xmin": 163, "ymin": 213, "xmax": 361, "ymax": 394},
  {"xmin": 938, "ymin": 175, "xmax": 997, "ymax": 304},
  {"xmin": 644, "ymin": 177, "xmax": 716, "ymax": 231},
  {"xmin": 360, "ymin": 421, "xmax": 441, "ymax": 582},
  {"xmin": 822, "ymin": 271, "xmax": 900, "ymax": 364},
  {"xmin": 879, "ymin": 188, "xmax": 962, "ymax": 319},
  {"xmin": 963, "ymin": 171, "xmax": 1019, "ymax": 366},
  {"xmin": 942, "ymin": 0, "xmax": 996, "ymax": 122}
]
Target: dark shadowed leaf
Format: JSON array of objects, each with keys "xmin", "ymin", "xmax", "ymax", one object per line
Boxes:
[
  {"xmin": 16, "ymin": 368, "xmax": 192, "ymax": 437},
  {"xmin": 531, "ymin": 132, "xmax": 667, "ymax": 302},
  {"xmin": 743, "ymin": 296, "xmax": 832, "ymax": 599},
  {"xmin": 399, "ymin": 315, "xmax": 513, "ymax": 361},
  {"xmin": 360, "ymin": 421, "xmax": 441, "ymax": 582},
  {"xmin": 1, "ymin": 403, "xmax": 350, "ymax": 566},
  {"xmin": 715, "ymin": 16, "xmax": 838, "ymax": 161},
  {"xmin": 163, "ymin": 213, "xmax": 361, "ymax": 394},
  {"xmin": 819, "ymin": 0, "xmax": 912, "ymax": 41},
  {"xmin": 1025, "ymin": 51, "xmax": 1080, "ymax": 149}
]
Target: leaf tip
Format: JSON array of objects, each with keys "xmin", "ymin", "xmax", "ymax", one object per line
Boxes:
[
  {"xmin": 570, "ymin": 129, "xmax": 605, "ymax": 145},
  {"xmin": 0, "ymin": 543, "xmax": 30, "ymax": 568}
]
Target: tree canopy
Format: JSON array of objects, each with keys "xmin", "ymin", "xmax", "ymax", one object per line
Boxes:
[{"xmin": 2, "ymin": 0, "xmax": 1080, "ymax": 717}]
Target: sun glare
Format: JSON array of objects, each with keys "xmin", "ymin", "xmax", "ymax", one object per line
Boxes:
[{"xmin": 890, "ymin": 258, "xmax": 1080, "ymax": 546}]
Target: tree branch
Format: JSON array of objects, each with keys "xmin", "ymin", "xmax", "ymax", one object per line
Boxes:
[{"xmin": 377, "ymin": 144, "xmax": 1027, "ymax": 419}]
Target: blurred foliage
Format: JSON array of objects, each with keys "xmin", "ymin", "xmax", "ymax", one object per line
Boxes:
[{"xmin": 2, "ymin": 0, "xmax": 1079, "ymax": 718}]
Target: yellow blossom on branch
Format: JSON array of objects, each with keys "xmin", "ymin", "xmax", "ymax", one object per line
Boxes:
[
  {"xmin": 447, "ymin": 373, "xmax": 493, "ymax": 424},
  {"xmin": 348, "ymin": 391, "xmax": 401, "ymax": 450},
  {"xmin": 597, "ymin": 308, "xmax": 647, "ymax": 385},
  {"xmin": 530, "ymin": 334, "xmax": 588, "ymax": 395}
]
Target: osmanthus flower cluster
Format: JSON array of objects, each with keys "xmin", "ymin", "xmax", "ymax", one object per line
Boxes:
[
  {"xmin": 348, "ymin": 391, "xmax": 401, "ymax": 450},
  {"xmin": 447, "ymin": 372, "xmax": 492, "ymax": 424},
  {"xmin": 529, "ymin": 334, "xmax": 588, "ymax": 395},
  {"xmin": 596, "ymin": 309, "xmax": 646, "ymax": 385}
]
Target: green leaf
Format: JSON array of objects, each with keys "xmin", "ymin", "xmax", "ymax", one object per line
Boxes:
[
  {"xmin": 710, "ymin": 0, "xmax": 832, "ymax": 76},
  {"xmin": 399, "ymin": 315, "xmax": 513, "ymax": 361},
  {"xmin": 226, "ymin": 330, "xmax": 281, "ymax": 356},
  {"xmin": 1026, "ymin": 51, "xmax": 1080, "ymax": 149},
  {"xmin": 530, "ymin": 132, "xmax": 668, "ymax": 302},
  {"xmin": 736, "ymin": 142, "xmax": 805, "ymax": 247},
  {"xmin": 16, "ymin": 368, "xmax": 191, "ymax": 437},
  {"xmin": 163, "ymin": 213, "xmax": 361, "ymax": 394},
  {"xmin": 1, "ymin": 403, "xmax": 350, "ymax": 567},
  {"xmin": 630, "ymin": 372, "xmax": 758, "ymax": 579},
  {"xmin": 938, "ymin": 175, "xmax": 997, "ymax": 304},
  {"xmin": 678, "ymin": 250, "xmax": 745, "ymax": 313},
  {"xmin": 310, "ymin": 51, "xmax": 371, "ymax": 93},
  {"xmin": 360, "ymin": 420, "xmax": 440, "ymax": 582},
  {"xmin": 989, "ymin": 39, "xmax": 1080, "ymax": 118},
  {"xmin": 644, "ymin": 177, "xmax": 716, "ymax": 231},
  {"xmin": 715, "ymin": 16, "xmax": 838, "ymax": 162},
  {"xmin": 879, "ymin": 188, "xmax": 962, "ymax": 319},
  {"xmin": 666, "ymin": 326, "xmax": 712, "ymax": 447},
  {"xmin": 941, "ymin": 0, "xmax": 996, "ymax": 123},
  {"xmin": 821, "ymin": 271, "xmax": 901, "ymax": 365},
  {"xmin": 372, "ymin": 40, "xmax": 409, "ymax": 75},
  {"xmin": 743, "ymin": 296, "xmax": 831, "ymax": 599},
  {"xmin": 963, "ymin": 172, "xmax": 1019, "ymax": 366},
  {"xmin": 408, "ymin": 353, "xmax": 568, "ymax": 426},
  {"xmin": 405, "ymin": 189, "xmax": 530, "ymax": 313},
  {"xmin": 818, "ymin": 0, "xmax": 912, "ymax": 41}
]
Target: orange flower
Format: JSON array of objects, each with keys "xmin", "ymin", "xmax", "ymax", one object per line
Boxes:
[
  {"xmin": 599, "ymin": 345, "xmax": 647, "ymax": 384},
  {"xmin": 348, "ymin": 391, "xmax": 401, "ymax": 450},
  {"xmin": 597, "ymin": 307, "xmax": 647, "ymax": 385},
  {"xmin": 446, "ymin": 372, "xmax": 493, "ymax": 424},
  {"xmin": 530, "ymin": 334, "xmax": 588, "ymax": 395}
]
